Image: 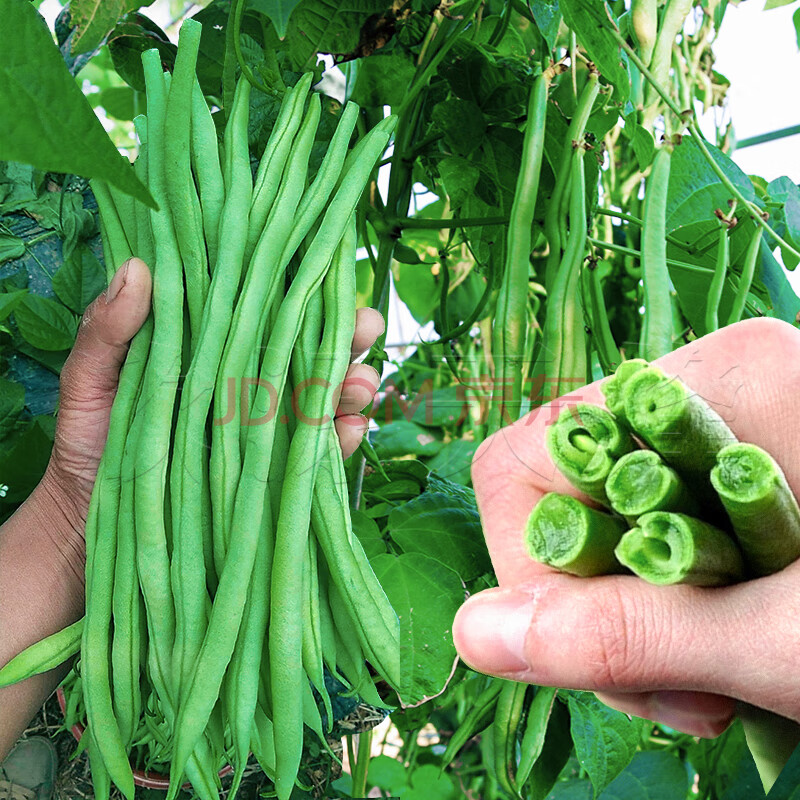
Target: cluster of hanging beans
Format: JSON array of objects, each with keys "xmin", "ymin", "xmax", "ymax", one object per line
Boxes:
[{"xmin": 0, "ymin": 20, "xmax": 402, "ymax": 800}]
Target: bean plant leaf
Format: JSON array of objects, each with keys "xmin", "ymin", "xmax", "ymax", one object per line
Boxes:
[
  {"xmin": 0, "ymin": 290, "xmax": 28, "ymax": 323},
  {"xmin": 14, "ymin": 295, "xmax": 78, "ymax": 352},
  {"xmin": 0, "ymin": 234, "xmax": 26, "ymax": 265},
  {"xmin": 52, "ymin": 244, "xmax": 107, "ymax": 314},
  {"xmin": 371, "ymin": 552, "xmax": 462, "ymax": 705},
  {"xmin": 286, "ymin": 0, "xmax": 388, "ymax": 66},
  {"xmin": 426, "ymin": 439, "xmax": 478, "ymax": 486},
  {"xmin": 567, "ymin": 691, "xmax": 642, "ymax": 797},
  {"xmin": 107, "ymin": 13, "xmax": 176, "ymax": 94},
  {"xmin": 0, "ymin": 0, "xmax": 155, "ymax": 209},
  {"xmin": 372, "ymin": 420, "xmax": 444, "ymax": 458},
  {"xmin": 558, "ymin": 0, "xmax": 630, "ymax": 103},
  {"xmin": 599, "ymin": 751, "xmax": 688, "ymax": 799},
  {"xmin": 0, "ymin": 419, "xmax": 54, "ymax": 505},
  {"xmin": 527, "ymin": 698, "xmax": 574, "ymax": 800},
  {"xmin": 249, "ymin": 0, "xmax": 303, "ymax": 38},
  {"xmin": 388, "ymin": 491, "xmax": 490, "ymax": 581},
  {"xmin": 528, "ymin": 0, "xmax": 562, "ymax": 51},
  {"xmin": 69, "ymin": 0, "xmax": 154, "ymax": 55},
  {"xmin": 0, "ymin": 378, "xmax": 25, "ymax": 441},
  {"xmin": 666, "ymin": 137, "xmax": 755, "ymax": 236}
]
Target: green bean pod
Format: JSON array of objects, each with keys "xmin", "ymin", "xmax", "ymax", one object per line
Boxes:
[
  {"xmin": 541, "ymin": 145, "xmax": 590, "ymax": 400},
  {"xmin": 166, "ymin": 118, "xmax": 395, "ymax": 799},
  {"xmin": 600, "ymin": 358, "xmax": 648, "ymax": 426},
  {"xmin": 622, "ymin": 365, "xmax": 737, "ymax": 498},
  {"xmin": 211, "ymin": 93, "xmax": 322, "ymax": 561},
  {"xmin": 90, "ymin": 179, "xmax": 131, "ymax": 277},
  {"xmin": 225, "ymin": 504, "xmax": 273, "ymax": 799},
  {"xmin": 164, "ymin": 18, "xmax": 208, "ymax": 343},
  {"xmin": 490, "ymin": 70, "xmax": 549, "ymax": 432},
  {"xmin": 546, "ymin": 403, "xmax": 635, "ymax": 505},
  {"xmin": 516, "ymin": 686, "xmax": 559, "ymax": 789},
  {"xmin": 0, "ymin": 618, "xmax": 83, "ymax": 689},
  {"xmin": 710, "ymin": 442, "xmax": 800, "ymax": 576},
  {"xmin": 493, "ymin": 680, "xmax": 528, "ymax": 800},
  {"xmin": 606, "ymin": 449, "xmax": 699, "ymax": 523},
  {"xmin": 585, "ymin": 260, "xmax": 621, "ymax": 374},
  {"xmin": 543, "ymin": 73, "xmax": 600, "ymax": 287},
  {"xmin": 169, "ymin": 75, "xmax": 253, "ymax": 704},
  {"xmin": 727, "ymin": 226, "xmax": 764, "ymax": 325},
  {"xmin": 615, "ymin": 511, "xmax": 745, "ymax": 586},
  {"xmin": 190, "ymin": 79, "xmax": 224, "ymax": 269},
  {"xmin": 440, "ymin": 678, "xmax": 503, "ymax": 768},
  {"xmin": 245, "ymin": 74, "xmax": 314, "ymax": 262},
  {"xmin": 639, "ymin": 147, "xmax": 673, "ymax": 361},
  {"xmin": 705, "ymin": 225, "xmax": 729, "ymax": 334},
  {"xmin": 270, "ymin": 219, "xmax": 358, "ymax": 799},
  {"xmin": 631, "ymin": 0, "xmax": 657, "ymax": 66},
  {"xmin": 525, "ymin": 492, "xmax": 627, "ymax": 576}
]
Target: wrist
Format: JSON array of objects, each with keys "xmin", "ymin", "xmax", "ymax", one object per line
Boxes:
[{"xmin": 28, "ymin": 466, "xmax": 88, "ymax": 596}]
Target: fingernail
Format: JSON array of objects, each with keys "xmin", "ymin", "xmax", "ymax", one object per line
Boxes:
[
  {"xmin": 455, "ymin": 590, "xmax": 534, "ymax": 674},
  {"xmin": 651, "ymin": 692, "xmax": 732, "ymax": 738},
  {"xmin": 106, "ymin": 259, "xmax": 132, "ymax": 304}
]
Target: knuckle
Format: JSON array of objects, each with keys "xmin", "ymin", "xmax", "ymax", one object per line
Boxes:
[{"xmin": 582, "ymin": 584, "xmax": 661, "ymax": 691}]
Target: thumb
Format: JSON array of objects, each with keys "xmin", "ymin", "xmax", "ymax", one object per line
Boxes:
[
  {"xmin": 52, "ymin": 258, "xmax": 152, "ymax": 505},
  {"xmin": 453, "ymin": 571, "xmax": 800, "ymax": 723},
  {"xmin": 59, "ymin": 257, "xmax": 152, "ymax": 407}
]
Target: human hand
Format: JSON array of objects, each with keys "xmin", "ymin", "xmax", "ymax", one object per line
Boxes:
[
  {"xmin": 453, "ymin": 317, "xmax": 800, "ymax": 737},
  {"xmin": 42, "ymin": 256, "xmax": 383, "ymax": 576}
]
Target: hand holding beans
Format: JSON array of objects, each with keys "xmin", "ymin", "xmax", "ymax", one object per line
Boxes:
[{"xmin": 454, "ymin": 318, "xmax": 800, "ymax": 739}]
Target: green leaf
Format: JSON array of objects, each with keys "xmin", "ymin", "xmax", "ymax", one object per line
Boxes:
[
  {"xmin": 393, "ymin": 242, "xmax": 426, "ymax": 266},
  {"xmin": 432, "ymin": 99, "xmax": 487, "ymax": 158},
  {"xmin": 372, "ymin": 420, "xmax": 444, "ymax": 458},
  {"xmin": 388, "ymin": 491, "xmax": 490, "ymax": 581},
  {"xmin": 371, "ymin": 552, "xmax": 463, "ymax": 704},
  {"xmin": 567, "ymin": 692, "xmax": 641, "ymax": 797},
  {"xmin": 14, "ymin": 295, "xmax": 78, "ymax": 351},
  {"xmin": 0, "ymin": 290, "xmax": 28, "ymax": 323},
  {"xmin": 350, "ymin": 51, "xmax": 417, "ymax": 108},
  {"xmin": 379, "ymin": 385, "xmax": 471, "ymax": 429},
  {"xmin": 107, "ymin": 12, "xmax": 176, "ymax": 93},
  {"xmin": 94, "ymin": 85, "xmax": 146, "ymax": 121},
  {"xmin": 0, "ymin": 378, "xmax": 25, "ymax": 441},
  {"xmin": 367, "ymin": 754, "xmax": 408, "ymax": 794},
  {"xmin": 599, "ymin": 751, "xmax": 688, "ymax": 799},
  {"xmin": 558, "ymin": 0, "xmax": 630, "ymax": 103},
  {"xmin": 438, "ymin": 156, "xmax": 481, "ymax": 210},
  {"xmin": 622, "ymin": 114, "xmax": 655, "ymax": 171},
  {"xmin": 69, "ymin": 0, "xmax": 154, "ymax": 55},
  {"xmin": 528, "ymin": 0, "xmax": 562, "ymax": 52},
  {"xmin": 0, "ymin": 234, "xmax": 26, "ymax": 265},
  {"xmin": 286, "ymin": 0, "xmax": 387, "ymax": 67},
  {"xmin": 666, "ymin": 138, "xmax": 755, "ymax": 234},
  {"xmin": 764, "ymin": 0, "xmax": 795, "ymax": 9},
  {"xmin": 427, "ymin": 438, "xmax": 477, "ymax": 486},
  {"xmin": 0, "ymin": 419, "xmax": 53, "ymax": 505},
  {"xmin": 250, "ymin": 0, "xmax": 303, "ymax": 38},
  {"xmin": 795, "ymin": 6, "xmax": 800, "ymax": 50},
  {"xmin": 52, "ymin": 243, "xmax": 107, "ymax": 314},
  {"xmin": 548, "ymin": 780, "xmax": 593, "ymax": 800},
  {"xmin": 527, "ymin": 698, "xmax": 574, "ymax": 800},
  {"xmin": 351, "ymin": 509, "xmax": 385, "ymax": 558},
  {"xmin": 0, "ymin": 0, "xmax": 155, "ymax": 208}
]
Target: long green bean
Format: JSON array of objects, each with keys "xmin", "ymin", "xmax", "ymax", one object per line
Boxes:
[{"xmin": 490, "ymin": 70, "xmax": 549, "ymax": 432}]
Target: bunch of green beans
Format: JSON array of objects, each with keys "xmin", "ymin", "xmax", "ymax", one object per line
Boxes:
[
  {"xmin": 525, "ymin": 359, "xmax": 800, "ymax": 793},
  {"xmin": 0, "ymin": 20, "xmax": 400, "ymax": 800}
]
